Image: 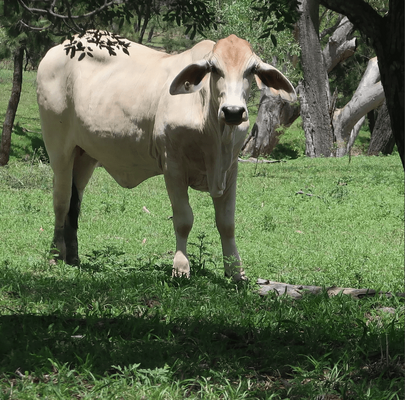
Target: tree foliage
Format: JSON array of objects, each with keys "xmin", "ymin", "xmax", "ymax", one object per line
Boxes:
[
  {"xmin": 4, "ymin": 0, "xmax": 217, "ymax": 39},
  {"xmin": 208, "ymin": 0, "xmax": 301, "ymax": 85},
  {"xmin": 0, "ymin": 0, "xmax": 219, "ymax": 61},
  {"xmin": 252, "ymin": 0, "xmax": 301, "ymax": 45}
]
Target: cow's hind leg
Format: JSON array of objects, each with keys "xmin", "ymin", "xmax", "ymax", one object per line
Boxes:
[
  {"xmin": 51, "ymin": 147, "xmax": 97, "ymax": 265},
  {"xmin": 50, "ymin": 150, "xmax": 75, "ymax": 263},
  {"xmin": 66, "ymin": 149, "xmax": 98, "ymax": 264},
  {"xmin": 63, "ymin": 180, "xmax": 80, "ymax": 264}
]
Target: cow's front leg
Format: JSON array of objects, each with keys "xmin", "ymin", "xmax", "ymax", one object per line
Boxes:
[
  {"xmin": 212, "ymin": 165, "xmax": 246, "ymax": 281},
  {"xmin": 164, "ymin": 174, "xmax": 194, "ymax": 278}
]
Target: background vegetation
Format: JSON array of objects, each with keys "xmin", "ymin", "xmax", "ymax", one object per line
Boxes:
[
  {"xmin": 1, "ymin": 0, "xmax": 396, "ymax": 162},
  {"xmin": 0, "ymin": 2, "xmax": 404, "ymax": 398}
]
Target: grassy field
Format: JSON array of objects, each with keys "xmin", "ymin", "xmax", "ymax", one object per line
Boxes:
[{"xmin": 0, "ymin": 69, "xmax": 404, "ymax": 398}]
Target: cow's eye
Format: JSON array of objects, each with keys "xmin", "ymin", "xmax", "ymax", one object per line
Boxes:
[
  {"xmin": 210, "ymin": 64, "xmax": 224, "ymax": 77},
  {"xmin": 245, "ymin": 65, "xmax": 256, "ymax": 77}
]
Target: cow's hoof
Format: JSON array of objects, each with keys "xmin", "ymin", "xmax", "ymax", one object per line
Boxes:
[
  {"xmin": 172, "ymin": 252, "xmax": 190, "ymax": 278},
  {"xmin": 49, "ymin": 248, "xmax": 64, "ymax": 266},
  {"xmin": 172, "ymin": 269, "xmax": 190, "ymax": 278},
  {"xmin": 232, "ymin": 272, "xmax": 248, "ymax": 282},
  {"xmin": 225, "ymin": 267, "xmax": 248, "ymax": 282},
  {"xmin": 65, "ymin": 256, "xmax": 80, "ymax": 266}
]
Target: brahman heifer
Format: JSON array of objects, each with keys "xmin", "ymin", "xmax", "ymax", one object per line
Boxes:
[{"xmin": 37, "ymin": 32, "xmax": 296, "ymax": 280}]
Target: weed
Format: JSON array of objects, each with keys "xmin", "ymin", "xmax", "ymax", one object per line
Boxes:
[
  {"xmin": 262, "ymin": 214, "xmax": 277, "ymax": 232},
  {"xmin": 189, "ymin": 232, "xmax": 215, "ymax": 276},
  {"xmin": 80, "ymin": 246, "xmax": 130, "ymax": 273},
  {"xmin": 329, "ymin": 179, "xmax": 350, "ymax": 202}
]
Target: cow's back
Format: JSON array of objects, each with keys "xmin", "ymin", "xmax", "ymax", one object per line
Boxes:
[
  {"xmin": 37, "ymin": 34, "xmax": 215, "ymax": 188},
  {"xmin": 37, "ymin": 35, "xmax": 214, "ymax": 117},
  {"xmin": 37, "ymin": 36, "xmax": 171, "ymax": 121}
]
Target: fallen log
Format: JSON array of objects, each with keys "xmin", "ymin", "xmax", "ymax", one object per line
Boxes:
[{"xmin": 257, "ymin": 279, "xmax": 405, "ymax": 300}]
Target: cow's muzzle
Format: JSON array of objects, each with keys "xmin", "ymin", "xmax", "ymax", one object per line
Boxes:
[{"xmin": 220, "ymin": 106, "xmax": 248, "ymax": 126}]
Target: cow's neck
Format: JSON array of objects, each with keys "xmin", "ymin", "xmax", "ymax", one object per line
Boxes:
[{"xmin": 202, "ymin": 100, "xmax": 236, "ymax": 198}]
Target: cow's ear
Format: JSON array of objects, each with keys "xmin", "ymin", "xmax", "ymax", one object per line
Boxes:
[
  {"xmin": 254, "ymin": 63, "xmax": 296, "ymax": 102},
  {"xmin": 170, "ymin": 60, "xmax": 211, "ymax": 95}
]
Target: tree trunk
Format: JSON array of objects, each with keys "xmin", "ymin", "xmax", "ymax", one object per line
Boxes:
[
  {"xmin": 147, "ymin": 25, "xmax": 155, "ymax": 43},
  {"xmin": 0, "ymin": 46, "xmax": 24, "ymax": 166},
  {"xmin": 297, "ymin": 0, "xmax": 334, "ymax": 157},
  {"xmin": 138, "ymin": 0, "xmax": 152, "ymax": 44},
  {"xmin": 320, "ymin": 0, "xmax": 404, "ymax": 168},
  {"xmin": 242, "ymin": 89, "xmax": 300, "ymax": 157},
  {"xmin": 322, "ymin": 16, "xmax": 356, "ymax": 73},
  {"xmin": 367, "ymin": 101, "xmax": 395, "ymax": 155},
  {"xmin": 375, "ymin": 0, "xmax": 404, "ymax": 166},
  {"xmin": 332, "ymin": 57, "xmax": 385, "ymax": 157},
  {"xmin": 367, "ymin": 110, "xmax": 376, "ymax": 134},
  {"xmin": 253, "ymin": 10, "xmax": 355, "ymax": 158}
]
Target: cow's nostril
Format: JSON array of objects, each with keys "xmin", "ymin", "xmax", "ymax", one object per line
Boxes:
[{"xmin": 221, "ymin": 106, "xmax": 247, "ymax": 125}]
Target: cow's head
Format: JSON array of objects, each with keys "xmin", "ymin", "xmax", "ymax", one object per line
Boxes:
[{"xmin": 170, "ymin": 35, "xmax": 296, "ymax": 126}]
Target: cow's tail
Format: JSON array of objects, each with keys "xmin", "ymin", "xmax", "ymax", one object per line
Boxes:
[
  {"xmin": 67, "ymin": 180, "xmax": 80, "ymax": 230},
  {"xmin": 62, "ymin": 180, "xmax": 81, "ymax": 265}
]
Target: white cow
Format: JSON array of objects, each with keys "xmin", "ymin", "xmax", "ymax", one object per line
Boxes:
[{"xmin": 37, "ymin": 32, "xmax": 296, "ymax": 280}]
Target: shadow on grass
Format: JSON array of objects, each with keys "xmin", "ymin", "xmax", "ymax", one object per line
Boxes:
[
  {"xmin": 0, "ymin": 246, "xmax": 403, "ymax": 397},
  {"xmin": 0, "ymin": 278, "xmax": 279, "ymax": 381},
  {"xmin": 270, "ymin": 143, "xmax": 301, "ymax": 160},
  {"xmin": 10, "ymin": 123, "xmax": 49, "ymax": 162}
]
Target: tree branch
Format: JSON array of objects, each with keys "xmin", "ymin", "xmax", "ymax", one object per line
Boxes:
[
  {"xmin": 257, "ymin": 279, "xmax": 405, "ymax": 299},
  {"xmin": 63, "ymin": 0, "xmax": 85, "ymax": 32},
  {"xmin": 322, "ymin": 17, "xmax": 356, "ymax": 73},
  {"xmin": 319, "ymin": 14, "xmax": 343, "ymax": 39},
  {"xmin": 17, "ymin": 0, "xmax": 122, "ymax": 20},
  {"xmin": 319, "ymin": 0, "xmax": 383, "ymax": 42},
  {"xmin": 18, "ymin": 19, "xmax": 53, "ymax": 31}
]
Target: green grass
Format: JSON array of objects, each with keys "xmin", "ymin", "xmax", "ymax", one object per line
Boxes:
[
  {"xmin": 0, "ymin": 70, "xmax": 404, "ymax": 399},
  {"xmin": 1, "ymin": 156, "xmax": 403, "ymax": 292},
  {"xmin": 0, "ymin": 156, "xmax": 404, "ymax": 399}
]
